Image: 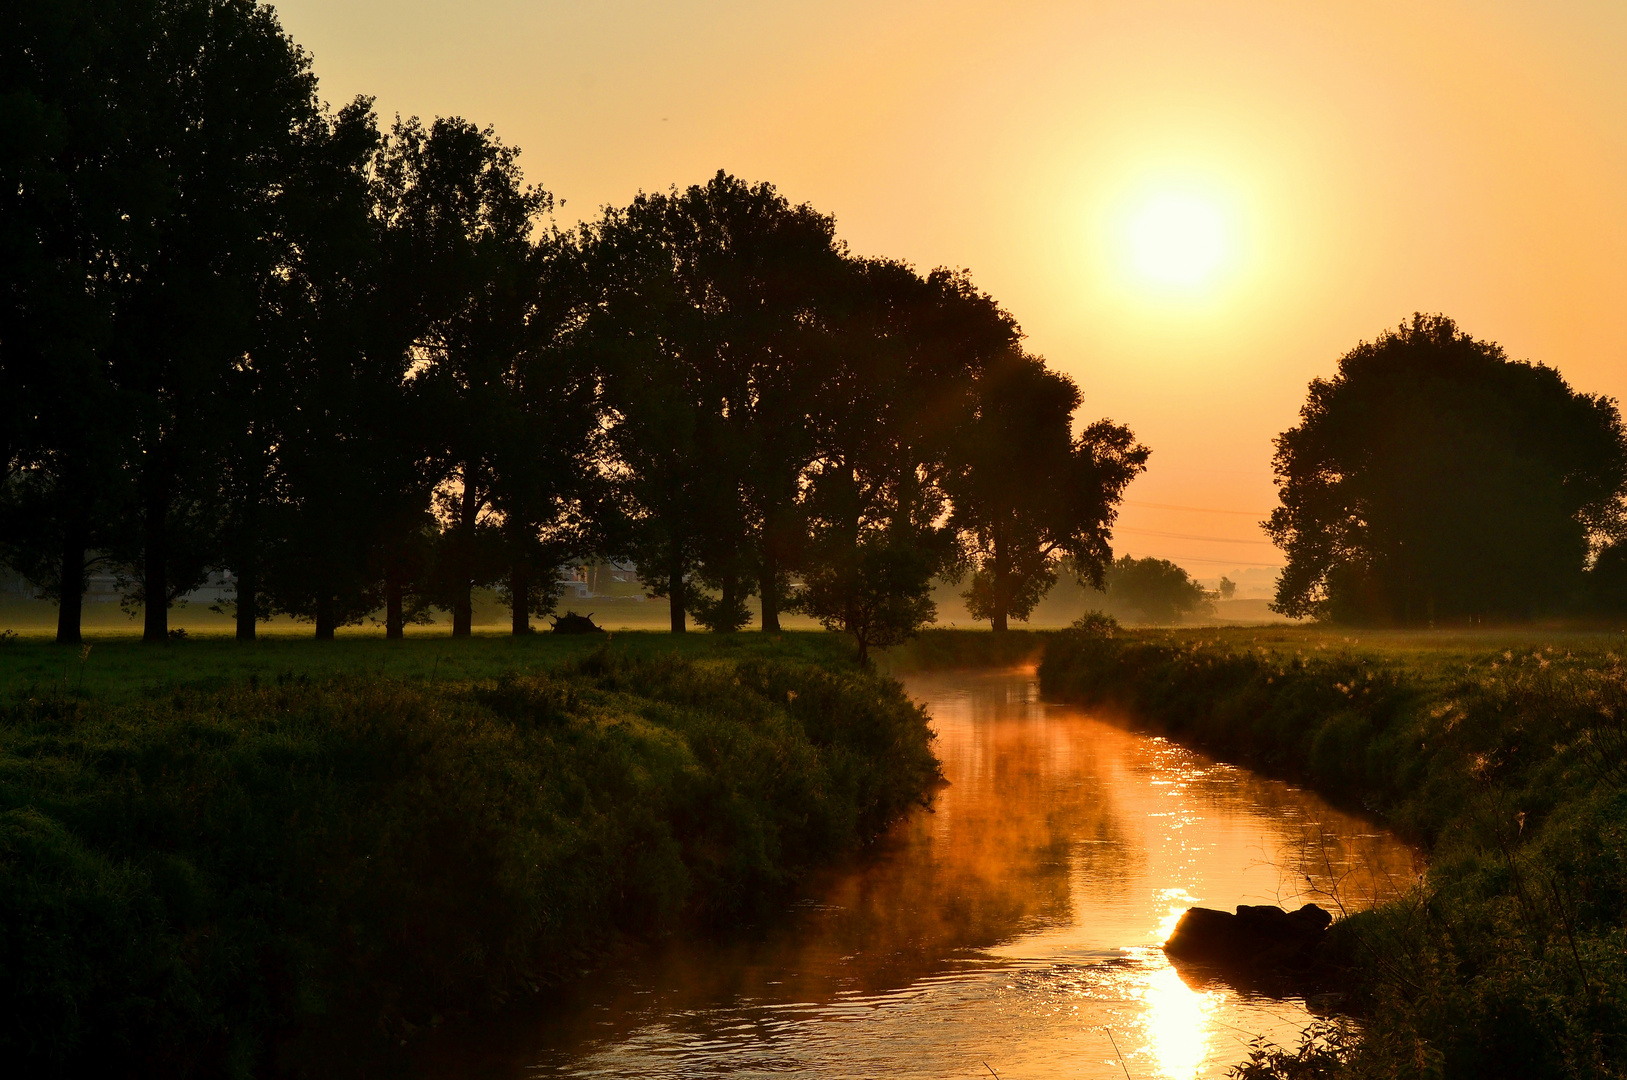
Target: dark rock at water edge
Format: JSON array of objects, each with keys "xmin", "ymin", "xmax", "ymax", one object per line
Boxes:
[
  {"xmin": 551, "ymin": 611, "xmax": 605, "ymax": 634},
  {"xmin": 1164, "ymin": 902, "xmax": 1333, "ymax": 972}
]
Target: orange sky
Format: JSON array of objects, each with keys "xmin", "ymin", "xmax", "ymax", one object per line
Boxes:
[{"xmin": 276, "ymin": 0, "xmax": 1627, "ymax": 594}]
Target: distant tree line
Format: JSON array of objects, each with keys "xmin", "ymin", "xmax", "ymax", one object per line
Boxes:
[{"xmin": 0, "ymin": 0, "xmax": 1149, "ymax": 651}]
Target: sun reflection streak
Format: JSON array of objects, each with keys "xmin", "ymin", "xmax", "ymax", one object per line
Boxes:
[{"xmin": 1141, "ymin": 962, "xmax": 1220, "ymax": 1080}]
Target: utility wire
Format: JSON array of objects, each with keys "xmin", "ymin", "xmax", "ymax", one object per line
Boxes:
[
  {"xmin": 1124, "ymin": 499, "xmax": 1271, "ymax": 517},
  {"xmin": 1115, "ymin": 526, "xmax": 1276, "ymax": 546}
]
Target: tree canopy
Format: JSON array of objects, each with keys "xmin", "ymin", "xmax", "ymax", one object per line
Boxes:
[
  {"xmin": 1267, "ymin": 314, "xmax": 1627, "ymax": 624},
  {"xmin": 1, "ymin": 2, "xmax": 1144, "ymax": 651}
]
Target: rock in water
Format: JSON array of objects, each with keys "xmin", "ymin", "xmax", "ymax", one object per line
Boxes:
[
  {"xmin": 550, "ymin": 611, "xmax": 605, "ymax": 634},
  {"xmin": 1164, "ymin": 902, "xmax": 1332, "ymax": 971}
]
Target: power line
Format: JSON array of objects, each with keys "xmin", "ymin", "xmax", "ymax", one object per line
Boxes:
[
  {"xmin": 1115, "ymin": 526, "xmax": 1276, "ymax": 546},
  {"xmin": 1118, "ymin": 551, "xmax": 1284, "ymax": 568},
  {"xmin": 1123, "ymin": 499, "xmax": 1271, "ymax": 517}
]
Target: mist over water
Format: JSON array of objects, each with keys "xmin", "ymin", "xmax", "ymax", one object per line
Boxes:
[{"xmin": 416, "ymin": 670, "xmax": 1419, "ymax": 1080}]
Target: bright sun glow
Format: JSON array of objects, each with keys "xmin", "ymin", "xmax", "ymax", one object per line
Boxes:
[{"xmin": 1124, "ymin": 192, "xmax": 1230, "ymax": 287}]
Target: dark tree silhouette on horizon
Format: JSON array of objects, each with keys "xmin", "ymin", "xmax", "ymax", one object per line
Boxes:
[
  {"xmin": 1268, "ymin": 313, "xmax": 1627, "ymax": 624},
  {"xmin": 383, "ymin": 116, "xmax": 557, "ymax": 637},
  {"xmin": 1102, "ymin": 555, "xmax": 1211, "ymax": 624},
  {"xmin": 949, "ymin": 347, "xmax": 1148, "ymax": 631},
  {"xmin": 1, "ymin": 3, "xmax": 1147, "ymax": 646},
  {"xmin": 1, "ymin": 0, "xmax": 321, "ymax": 643}
]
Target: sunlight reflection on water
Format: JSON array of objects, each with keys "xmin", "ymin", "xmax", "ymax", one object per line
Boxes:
[{"xmin": 413, "ymin": 669, "xmax": 1421, "ymax": 1080}]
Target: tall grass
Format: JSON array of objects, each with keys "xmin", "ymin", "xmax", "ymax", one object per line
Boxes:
[
  {"xmin": 875, "ymin": 628, "xmax": 1052, "ymax": 673},
  {"xmin": 0, "ymin": 647, "xmax": 939, "ymax": 1077},
  {"xmin": 1040, "ymin": 623, "xmax": 1627, "ymax": 1079}
]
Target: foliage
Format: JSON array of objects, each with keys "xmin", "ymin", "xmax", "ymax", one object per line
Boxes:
[
  {"xmin": 2, "ymin": 4, "xmax": 1143, "ymax": 653},
  {"xmin": 1, "ymin": 0, "xmax": 321, "ymax": 643},
  {"xmin": 1104, "ymin": 554, "xmax": 1212, "ymax": 623},
  {"xmin": 0, "ymin": 643, "xmax": 938, "ymax": 1076},
  {"xmin": 949, "ymin": 347, "xmax": 1149, "ymax": 631},
  {"xmin": 1041, "ymin": 625, "xmax": 1627, "ymax": 1079},
  {"xmin": 1587, "ymin": 540, "xmax": 1627, "ymax": 614},
  {"xmin": 1268, "ymin": 313, "xmax": 1627, "ymax": 625},
  {"xmin": 576, "ymin": 172, "xmax": 842, "ymax": 634},
  {"xmin": 873, "ymin": 627, "xmax": 1052, "ymax": 673},
  {"xmin": 1229, "ymin": 1020, "xmax": 1358, "ymax": 1080},
  {"xmin": 795, "ymin": 529, "xmax": 943, "ymax": 662}
]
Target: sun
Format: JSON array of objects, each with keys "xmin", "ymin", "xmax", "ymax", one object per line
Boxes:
[{"xmin": 1122, "ymin": 191, "xmax": 1231, "ymax": 289}]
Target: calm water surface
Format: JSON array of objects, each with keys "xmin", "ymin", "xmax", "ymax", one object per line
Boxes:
[{"xmin": 418, "ymin": 669, "xmax": 1419, "ymax": 1080}]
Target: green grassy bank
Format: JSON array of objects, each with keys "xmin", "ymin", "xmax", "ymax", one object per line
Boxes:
[
  {"xmin": 873, "ymin": 627, "xmax": 1051, "ymax": 673},
  {"xmin": 0, "ymin": 635, "xmax": 939, "ymax": 1077},
  {"xmin": 1040, "ymin": 622, "xmax": 1627, "ymax": 1079}
]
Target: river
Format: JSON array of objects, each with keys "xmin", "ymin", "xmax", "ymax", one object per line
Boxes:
[{"xmin": 414, "ymin": 668, "xmax": 1420, "ymax": 1080}]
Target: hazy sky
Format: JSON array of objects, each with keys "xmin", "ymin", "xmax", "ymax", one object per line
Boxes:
[{"xmin": 276, "ymin": 0, "xmax": 1627, "ymax": 590}]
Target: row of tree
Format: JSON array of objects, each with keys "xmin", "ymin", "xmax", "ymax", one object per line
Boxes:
[{"xmin": 1, "ymin": 0, "xmax": 1149, "ymax": 651}]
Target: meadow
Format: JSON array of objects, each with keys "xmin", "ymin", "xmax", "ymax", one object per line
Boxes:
[
  {"xmin": 1040, "ymin": 621, "xmax": 1627, "ymax": 1079},
  {"xmin": 0, "ymin": 631, "xmax": 940, "ymax": 1077}
]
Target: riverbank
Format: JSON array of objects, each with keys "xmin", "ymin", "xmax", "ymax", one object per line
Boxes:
[
  {"xmin": 0, "ymin": 636, "xmax": 939, "ymax": 1077},
  {"xmin": 1039, "ymin": 622, "xmax": 1627, "ymax": 1078}
]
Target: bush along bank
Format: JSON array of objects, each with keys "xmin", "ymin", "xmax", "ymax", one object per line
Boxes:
[
  {"xmin": 877, "ymin": 628, "xmax": 1053, "ymax": 673},
  {"xmin": 0, "ymin": 649, "xmax": 940, "ymax": 1078},
  {"xmin": 1039, "ymin": 621, "xmax": 1627, "ymax": 1080}
]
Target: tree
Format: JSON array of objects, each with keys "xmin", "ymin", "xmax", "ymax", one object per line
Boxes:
[
  {"xmin": 1105, "ymin": 555, "xmax": 1211, "ymax": 624},
  {"xmin": 791, "ymin": 263, "xmax": 986, "ymax": 653},
  {"xmin": 949, "ymin": 347, "xmax": 1148, "ymax": 631},
  {"xmin": 1589, "ymin": 541, "xmax": 1627, "ymax": 615},
  {"xmin": 383, "ymin": 116, "xmax": 554, "ymax": 636},
  {"xmin": 11, "ymin": 0, "xmax": 320, "ymax": 643},
  {"xmin": 1267, "ymin": 314, "xmax": 1627, "ymax": 624},
  {"xmin": 575, "ymin": 189, "xmax": 710, "ymax": 632},
  {"xmin": 250, "ymin": 98, "xmax": 406, "ymax": 640},
  {"xmin": 486, "ymin": 235, "xmax": 600, "ymax": 635},
  {"xmin": 578, "ymin": 173, "xmax": 843, "ymax": 633},
  {"xmin": 0, "ymin": 2, "xmax": 132, "ymax": 644},
  {"xmin": 796, "ymin": 528, "xmax": 942, "ymax": 663},
  {"xmin": 1217, "ymin": 575, "xmax": 1237, "ymax": 601}
]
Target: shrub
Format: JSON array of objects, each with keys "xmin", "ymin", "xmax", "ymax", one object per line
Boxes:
[{"xmin": 0, "ymin": 651, "xmax": 938, "ymax": 1076}]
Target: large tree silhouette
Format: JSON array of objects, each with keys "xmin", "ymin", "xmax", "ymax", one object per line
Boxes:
[
  {"xmin": 255, "ymin": 100, "xmax": 427, "ymax": 640},
  {"xmin": 1268, "ymin": 314, "xmax": 1627, "ymax": 624},
  {"xmin": 3, "ymin": 5, "xmax": 1151, "ymax": 646},
  {"xmin": 948, "ymin": 347, "xmax": 1148, "ymax": 632},
  {"xmin": 578, "ymin": 173, "xmax": 840, "ymax": 632},
  {"xmin": 382, "ymin": 117, "xmax": 554, "ymax": 636}
]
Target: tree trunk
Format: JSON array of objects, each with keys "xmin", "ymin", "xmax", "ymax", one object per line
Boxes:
[
  {"xmin": 385, "ymin": 568, "xmax": 405, "ymax": 640},
  {"xmin": 55, "ymin": 524, "xmax": 85, "ymax": 646},
  {"xmin": 234, "ymin": 558, "xmax": 257, "ymax": 641},
  {"xmin": 759, "ymin": 547, "xmax": 780, "ymax": 633},
  {"xmin": 452, "ymin": 461, "xmax": 480, "ymax": 638},
  {"xmin": 719, "ymin": 572, "xmax": 739, "ymax": 633},
  {"xmin": 510, "ymin": 563, "xmax": 531, "ymax": 635},
  {"xmin": 991, "ymin": 527, "xmax": 1010, "ymax": 633},
  {"xmin": 314, "ymin": 592, "xmax": 336, "ymax": 640},
  {"xmin": 452, "ymin": 590, "xmax": 473, "ymax": 636},
  {"xmin": 142, "ymin": 476, "xmax": 168, "ymax": 643},
  {"xmin": 668, "ymin": 550, "xmax": 686, "ymax": 634}
]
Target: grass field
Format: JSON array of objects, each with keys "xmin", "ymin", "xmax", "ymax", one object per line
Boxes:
[
  {"xmin": 0, "ymin": 632, "xmax": 941, "ymax": 1078},
  {"xmin": 1040, "ymin": 621, "xmax": 1627, "ymax": 1079},
  {"xmin": 0, "ymin": 628, "xmax": 862, "ymax": 701},
  {"xmin": 0, "ymin": 620, "xmax": 1078, "ymax": 704}
]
